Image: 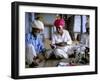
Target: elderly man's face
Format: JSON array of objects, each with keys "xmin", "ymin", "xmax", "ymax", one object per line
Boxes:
[
  {"xmin": 32, "ymin": 28, "xmax": 41, "ymax": 36},
  {"xmin": 56, "ymin": 26, "xmax": 63, "ymax": 34}
]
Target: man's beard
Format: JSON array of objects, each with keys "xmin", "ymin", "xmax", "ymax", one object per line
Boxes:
[{"xmin": 32, "ymin": 32, "xmax": 39, "ymax": 37}]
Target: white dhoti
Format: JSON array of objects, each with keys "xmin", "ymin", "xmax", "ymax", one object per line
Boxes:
[
  {"xmin": 54, "ymin": 46, "xmax": 71, "ymax": 59},
  {"xmin": 51, "ymin": 29, "xmax": 73, "ymax": 59},
  {"xmin": 26, "ymin": 44, "xmax": 37, "ymax": 64}
]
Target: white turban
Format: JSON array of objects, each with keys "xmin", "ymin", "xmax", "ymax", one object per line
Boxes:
[{"xmin": 31, "ymin": 20, "xmax": 44, "ymax": 30}]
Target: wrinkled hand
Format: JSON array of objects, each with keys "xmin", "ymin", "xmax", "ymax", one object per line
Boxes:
[{"xmin": 50, "ymin": 44, "xmax": 56, "ymax": 49}]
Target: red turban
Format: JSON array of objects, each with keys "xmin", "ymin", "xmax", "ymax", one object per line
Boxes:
[{"xmin": 54, "ymin": 19, "xmax": 65, "ymax": 28}]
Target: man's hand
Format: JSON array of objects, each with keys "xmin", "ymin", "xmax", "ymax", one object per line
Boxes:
[{"xmin": 50, "ymin": 44, "xmax": 56, "ymax": 49}]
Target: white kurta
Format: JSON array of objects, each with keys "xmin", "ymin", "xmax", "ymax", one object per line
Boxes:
[
  {"xmin": 26, "ymin": 44, "xmax": 37, "ymax": 64},
  {"xmin": 52, "ymin": 29, "xmax": 72, "ymax": 59}
]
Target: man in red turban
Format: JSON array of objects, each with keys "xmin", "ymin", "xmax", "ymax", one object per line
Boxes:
[
  {"xmin": 54, "ymin": 19, "xmax": 65, "ymax": 28},
  {"xmin": 50, "ymin": 18, "xmax": 72, "ymax": 59}
]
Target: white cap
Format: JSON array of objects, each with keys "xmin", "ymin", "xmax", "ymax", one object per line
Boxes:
[{"xmin": 32, "ymin": 20, "xmax": 44, "ymax": 30}]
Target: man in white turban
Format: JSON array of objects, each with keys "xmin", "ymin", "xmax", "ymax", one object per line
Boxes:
[{"xmin": 25, "ymin": 20, "xmax": 45, "ymax": 67}]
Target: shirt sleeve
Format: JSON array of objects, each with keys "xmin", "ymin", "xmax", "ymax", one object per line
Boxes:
[
  {"xmin": 64, "ymin": 30, "xmax": 72, "ymax": 45},
  {"xmin": 52, "ymin": 34, "xmax": 56, "ymax": 45},
  {"xmin": 38, "ymin": 38, "xmax": 45, "ymax": 53}
]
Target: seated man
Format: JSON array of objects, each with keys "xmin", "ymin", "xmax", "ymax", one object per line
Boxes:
[
  {"xmin": 71, "ymin": 27, "xmax": 90, "ymax": 64},
  {"xmin": 50, "ymin": 18, "xmax": 72, "ymax": 59},
  {"xmin": 25, "ymin": 20, "xmax": 45, "ymax": 67},
  {"xmin": 80, "ymin": 27, "xmax": 89, "ymax": 48}
]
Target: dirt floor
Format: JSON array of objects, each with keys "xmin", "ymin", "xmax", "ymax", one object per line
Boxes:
[{"xmin": 25, "ymin": 38, "xmax": 89, "ymax": 68}]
